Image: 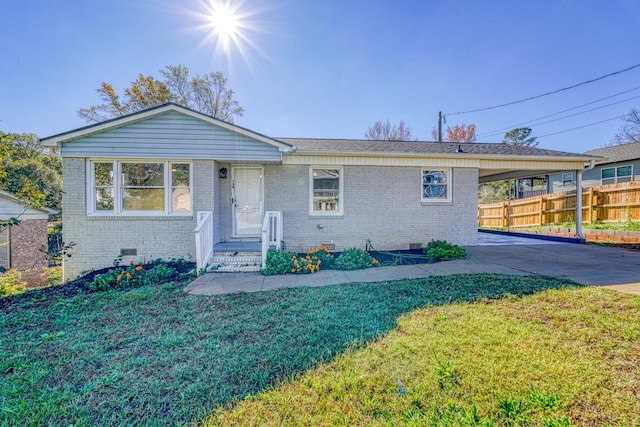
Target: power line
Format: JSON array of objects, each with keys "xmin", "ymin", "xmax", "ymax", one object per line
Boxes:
[
  {"xmin": 445, "ymin": 63, "xmax": 640, "ymax": 116},
  {"xmin": 479, "ymin": 94, "xmax": 640, "ymax": 139},
  {"xmin": 477, "ymin": 86, "xmax": 640, "ymax": 138},
  {"xmin": 536, "ymin": 115, "xmax": 626, "ymax": 139}
]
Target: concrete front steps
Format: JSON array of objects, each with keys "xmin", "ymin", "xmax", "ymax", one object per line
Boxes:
[
  {"xmin": 207, "ymin": 252, "xmax": 262, "ymax": 272},
  {"xmin": 207, "ymin": 242, "xmax": 262, "ymax": 273}
]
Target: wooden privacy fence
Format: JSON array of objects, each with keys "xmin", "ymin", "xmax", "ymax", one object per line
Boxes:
[{"xmin": 478, "ymin": 182, "xmax": 640, "ymax": 228}]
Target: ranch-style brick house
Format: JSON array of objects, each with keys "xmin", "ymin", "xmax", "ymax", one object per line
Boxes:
[{"xmin": 41, "ymin": 103, "xmax": 597, "ymax": 280}]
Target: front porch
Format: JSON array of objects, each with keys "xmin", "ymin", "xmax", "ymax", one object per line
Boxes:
[{"xmin": 194, "ymin": 211, "xmax": 283, "ymax": 274}]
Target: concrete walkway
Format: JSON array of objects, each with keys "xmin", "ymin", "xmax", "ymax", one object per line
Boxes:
[{"xmin": 185, "ymin": 234, "xmax": 640, "ymax": 296}]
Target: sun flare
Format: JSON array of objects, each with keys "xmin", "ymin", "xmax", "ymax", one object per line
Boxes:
[
  {"xmin": 210, "ymin": 4, "xmax": 238, "ymax": 42},
  {"xmin": 181, "ymin": 0, "xmax": 270, "ymax": 71}
]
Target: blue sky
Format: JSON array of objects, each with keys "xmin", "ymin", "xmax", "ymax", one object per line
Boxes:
[{"xmin": 1, "ymin": 0, "xmax": 639, "ymax": 153}]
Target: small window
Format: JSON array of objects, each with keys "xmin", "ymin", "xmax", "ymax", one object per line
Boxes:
[
  {"xmin": 602, "ymin": 165, "xmax": 633, "ymax": 185},
  {"xmin": 310, "ymin": 167, "xmax": 342, "ymax": 215},
  {"xmin": 422, "ymin": 169, "xmax": 451, "ymax": 202},
  {"xmin": 617, "ymin": 165, "xmax": 632, "ymax": 183},
  {"xmin": 562, "ymin": 172, "xmax": 573, "ymax": 187}
]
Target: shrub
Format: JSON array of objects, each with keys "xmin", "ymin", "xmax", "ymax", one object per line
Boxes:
[
  {"xmin": 424, "ymin": 240, "xmax": 467, "ymax": 260},
  {"xmin": 309, "ymin": 245, "xmax": 334, "ymax": 269},
  {"xmin": 334, "ymin": 248, "xmax": 379, "ymax": 270},
  {"xmin": 291, "ymin": 253, "xmax": 321, "ymax": 274},
  {"xmin": 0, "ymin": 269, "xmax": 27, "ymax": 297},
  {"xmin": 86, "ymin": 260, "xmax": 177, "ymax": 292},
  {"xmin": 261, "ymin": 249, "xmax": 293, "ymax": 276},
  {"xmin": 42, "ymin": 266, "xmax": 62, "ymax": 287}
]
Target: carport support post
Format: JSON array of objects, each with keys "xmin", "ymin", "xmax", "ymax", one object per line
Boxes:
[{"xmin": 575, "ymin": 169, "xmax": 585, "ymax": 242}]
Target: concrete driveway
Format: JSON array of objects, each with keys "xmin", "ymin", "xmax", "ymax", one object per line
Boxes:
[
  {"xmin": 470, "ymin": 241, "xmax": 640, "ymax": 288},
  {"xmin": 185, "ymin": 233, "xmax": 640, "ymax": 296}
]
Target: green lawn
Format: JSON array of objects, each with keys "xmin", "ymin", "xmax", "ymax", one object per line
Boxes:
[{"xmin": 1, "ymin": 274, "xmax": 639, "ymax": 426}]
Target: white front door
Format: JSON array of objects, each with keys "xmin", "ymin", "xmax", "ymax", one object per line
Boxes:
[{"xmin": 232, "ymin": 167, "xmax": 264, "ymax": 237}]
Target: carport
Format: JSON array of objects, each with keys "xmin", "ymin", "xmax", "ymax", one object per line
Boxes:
[{"xmin": 478, "ymin": 152, "xmax": 602, "ymax": 240}]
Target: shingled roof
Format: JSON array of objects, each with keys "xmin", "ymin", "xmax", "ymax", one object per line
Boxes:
[
  {"xmin": 584, "ymin": 141, "xmax": 640, "ymax": 164},
  {"xmin": 277, "ymin": 138, "xmax": 599, "ymax": 160}
]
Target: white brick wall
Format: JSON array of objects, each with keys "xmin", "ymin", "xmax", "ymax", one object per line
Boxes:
[
  {"xmin": 265, "ymin": 165, "xmax": 478, "ymax": 253},
  {"xmin": 63, "ymin": 159, "xmax": 478, "ymax": 280},
  {"xmin": 62, "ymin": 158, "xmax": 216, "ymax": 280}
]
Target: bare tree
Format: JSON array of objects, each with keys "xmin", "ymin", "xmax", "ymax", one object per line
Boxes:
[
  {"xmin": 365, "ymin": 119, "xmax": 417, "ymax": 141},
  {"xmin": 610, "ymin": 108, "xmax": 640, "ymax": 145}
]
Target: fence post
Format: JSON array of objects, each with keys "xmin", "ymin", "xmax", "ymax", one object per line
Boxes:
[{"xmin": 538, "ymin": 196, "xmax": 544, "ymax": 226}]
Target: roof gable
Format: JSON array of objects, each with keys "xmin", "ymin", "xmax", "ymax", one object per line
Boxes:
[
  {"xmin": 41, "ymin": 104, "xmax": 292, "ymax": 161},
  {"xmin": 0, "ymin": 190, "xmax": 55, "ymax": 219},
  {"xmin": 41, "ymin": 103, "xmax": 292, "ymax": 153}
]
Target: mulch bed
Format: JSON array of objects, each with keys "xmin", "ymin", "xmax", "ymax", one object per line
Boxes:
[{"xmin": 0, "ymin": 260, "xmax": 195, "ymax": 311}]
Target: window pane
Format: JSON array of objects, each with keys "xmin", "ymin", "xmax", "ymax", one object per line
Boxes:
[
  {"xmin": 95, "ymin": 163, "xmax": 113, "ymax": 186},
  {"xmin": 313, "ymin": 169, "xmax": 339, "ymax": 212},
  {"xmin": 122, "ymin": 163, "xmax": 164, "ymax": 187},
  {"xmin": 172, "ymin": 163, "xmax": 190, "ymax": 187},
  {"xmin": 122, "ymin": 188, "xmax": 165, "ymax": 211},
  {"xmin": 95, "ymin": 187, "xmax": 114, "ymax": 211},
  {"xmin": 171, "ymin": 164, "xmax": 191, "ymax": 212},
  {"xmin": 94, "ymin": 162, "xmax": 114, "ymax": 211},
  {"xmin": 172, "ymin": 188, "xmax": 191, "ymax": 211},
  {"xmin": 617, "ymin": 166, "xmax": 632, "ymax": 177},
  {"xmin": 423, "ymin": 170, "xmax": 448, "ymax": 199},
  {"xmin": 602, "ymin": 168, "xmax": 615, "ymax": 179}
]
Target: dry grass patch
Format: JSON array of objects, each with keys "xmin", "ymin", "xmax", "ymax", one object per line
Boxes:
[{"xmin": 205, "ymin": 287, "xmax": 640, "ymax": 426}]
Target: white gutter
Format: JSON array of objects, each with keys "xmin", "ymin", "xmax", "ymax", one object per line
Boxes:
[{"xmin": 575, "ymin": 160, "xmax": 596, "ymax": 241}]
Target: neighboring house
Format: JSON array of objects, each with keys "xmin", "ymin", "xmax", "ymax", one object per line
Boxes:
[
  {"xmin": 548, "ymin": 141, "xmax": 640, "ymax": 192},
  {"xmin": 0, "ymin": 190, "xmax": 55, "ymax": 285},
  {"xmin": 40, "ymin": 103, "xmax": 596, "ymax": 281}
]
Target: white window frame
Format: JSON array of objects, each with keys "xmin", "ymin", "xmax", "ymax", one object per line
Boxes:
[
  {"xmin": 87, "ymin": 160, "xmax": 193, "ymax": 216},
  {"xmin": 421, "ymin": 168, "xmax": 452, "ymax": 203},
  {"xmin": 561, "ymin": 172, "xmax": 573, "ymax": 187},
  {"xmin": 601, "ymin": 164, "xmax": 633, "ymax": 185},
  {"xmin": 309, "ymin": 166, "xmax": 343, "ymax": 216}
]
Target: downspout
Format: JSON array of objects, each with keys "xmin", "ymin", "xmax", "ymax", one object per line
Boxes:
[{"xmin": 575, "ymin": 160, "xmax": 596, "ymax": 241}]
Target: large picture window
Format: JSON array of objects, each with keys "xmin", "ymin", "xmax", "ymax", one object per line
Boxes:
[
  {"xmin": 601, "ymin": 165, "xmax": 632, "ymax": 185},
  {"xmin": 89, "ymin": 160, "xmax": 191, "ymax": 215},
  {"xmin": 310, "ymin": 167, "xmax": 343, "ymax": 215},
  {"xmin": 422, "ymin": 169, "xmax": 451, "ymax": 202}
]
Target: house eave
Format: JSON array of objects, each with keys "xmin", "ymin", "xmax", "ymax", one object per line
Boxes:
[{"xmin": 289, "ymin": 149, "xmax": 600, "ymax": 163}]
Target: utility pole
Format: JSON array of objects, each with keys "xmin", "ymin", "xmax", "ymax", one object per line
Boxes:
[{"xmin": 438, "ymin": 111, "xmax": 443, "ymax": 142}]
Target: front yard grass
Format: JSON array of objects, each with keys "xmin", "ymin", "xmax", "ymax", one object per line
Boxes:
[{"xmin": 1, "ymin": 274, "xmax": 639, "ymax": 425}]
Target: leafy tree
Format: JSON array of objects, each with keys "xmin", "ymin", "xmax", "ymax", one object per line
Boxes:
[
  {"xmin": 0, "ymin": 132, "xmax": 62, "ymax": 211},
  {"xmin": 611, "ymin": 108, "xmax": 640, "ymax": 145},
  {"xmin": 78, "ymin": 65, "xmax": 244, "ymax": 123},
  {"xmin": 503, "ymin": 127, "xmax": 538, "ymax": 147},
  {"xmin": 478, "ymin": 181, "xmax": 511, "ymax": 204},
  {"xmin": 365, "ymin": 119, "xmax": 417, "ymax": 141},
  {"xmin": 431, "ymin": 124, "xmax": 477, "ymax": 143}
]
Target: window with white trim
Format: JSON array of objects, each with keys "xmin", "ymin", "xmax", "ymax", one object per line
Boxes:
[
  {"xmin": 601, "ymin": 165, "xmax": 632, "ymax": 185},
  {"xmin": 310, "ymin": 167, "xmax": 343, "ymax": 215},
  {"xmin": 89, "ymin": 160, "xmax": 192, "ymax": 215},
  {"xmin": 562, "ymin": 172, "xmax": 573, "ymax": 187},
  {"xmin": 422, "ymin": 169, "xmax": 451, "ymax": 202}
]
